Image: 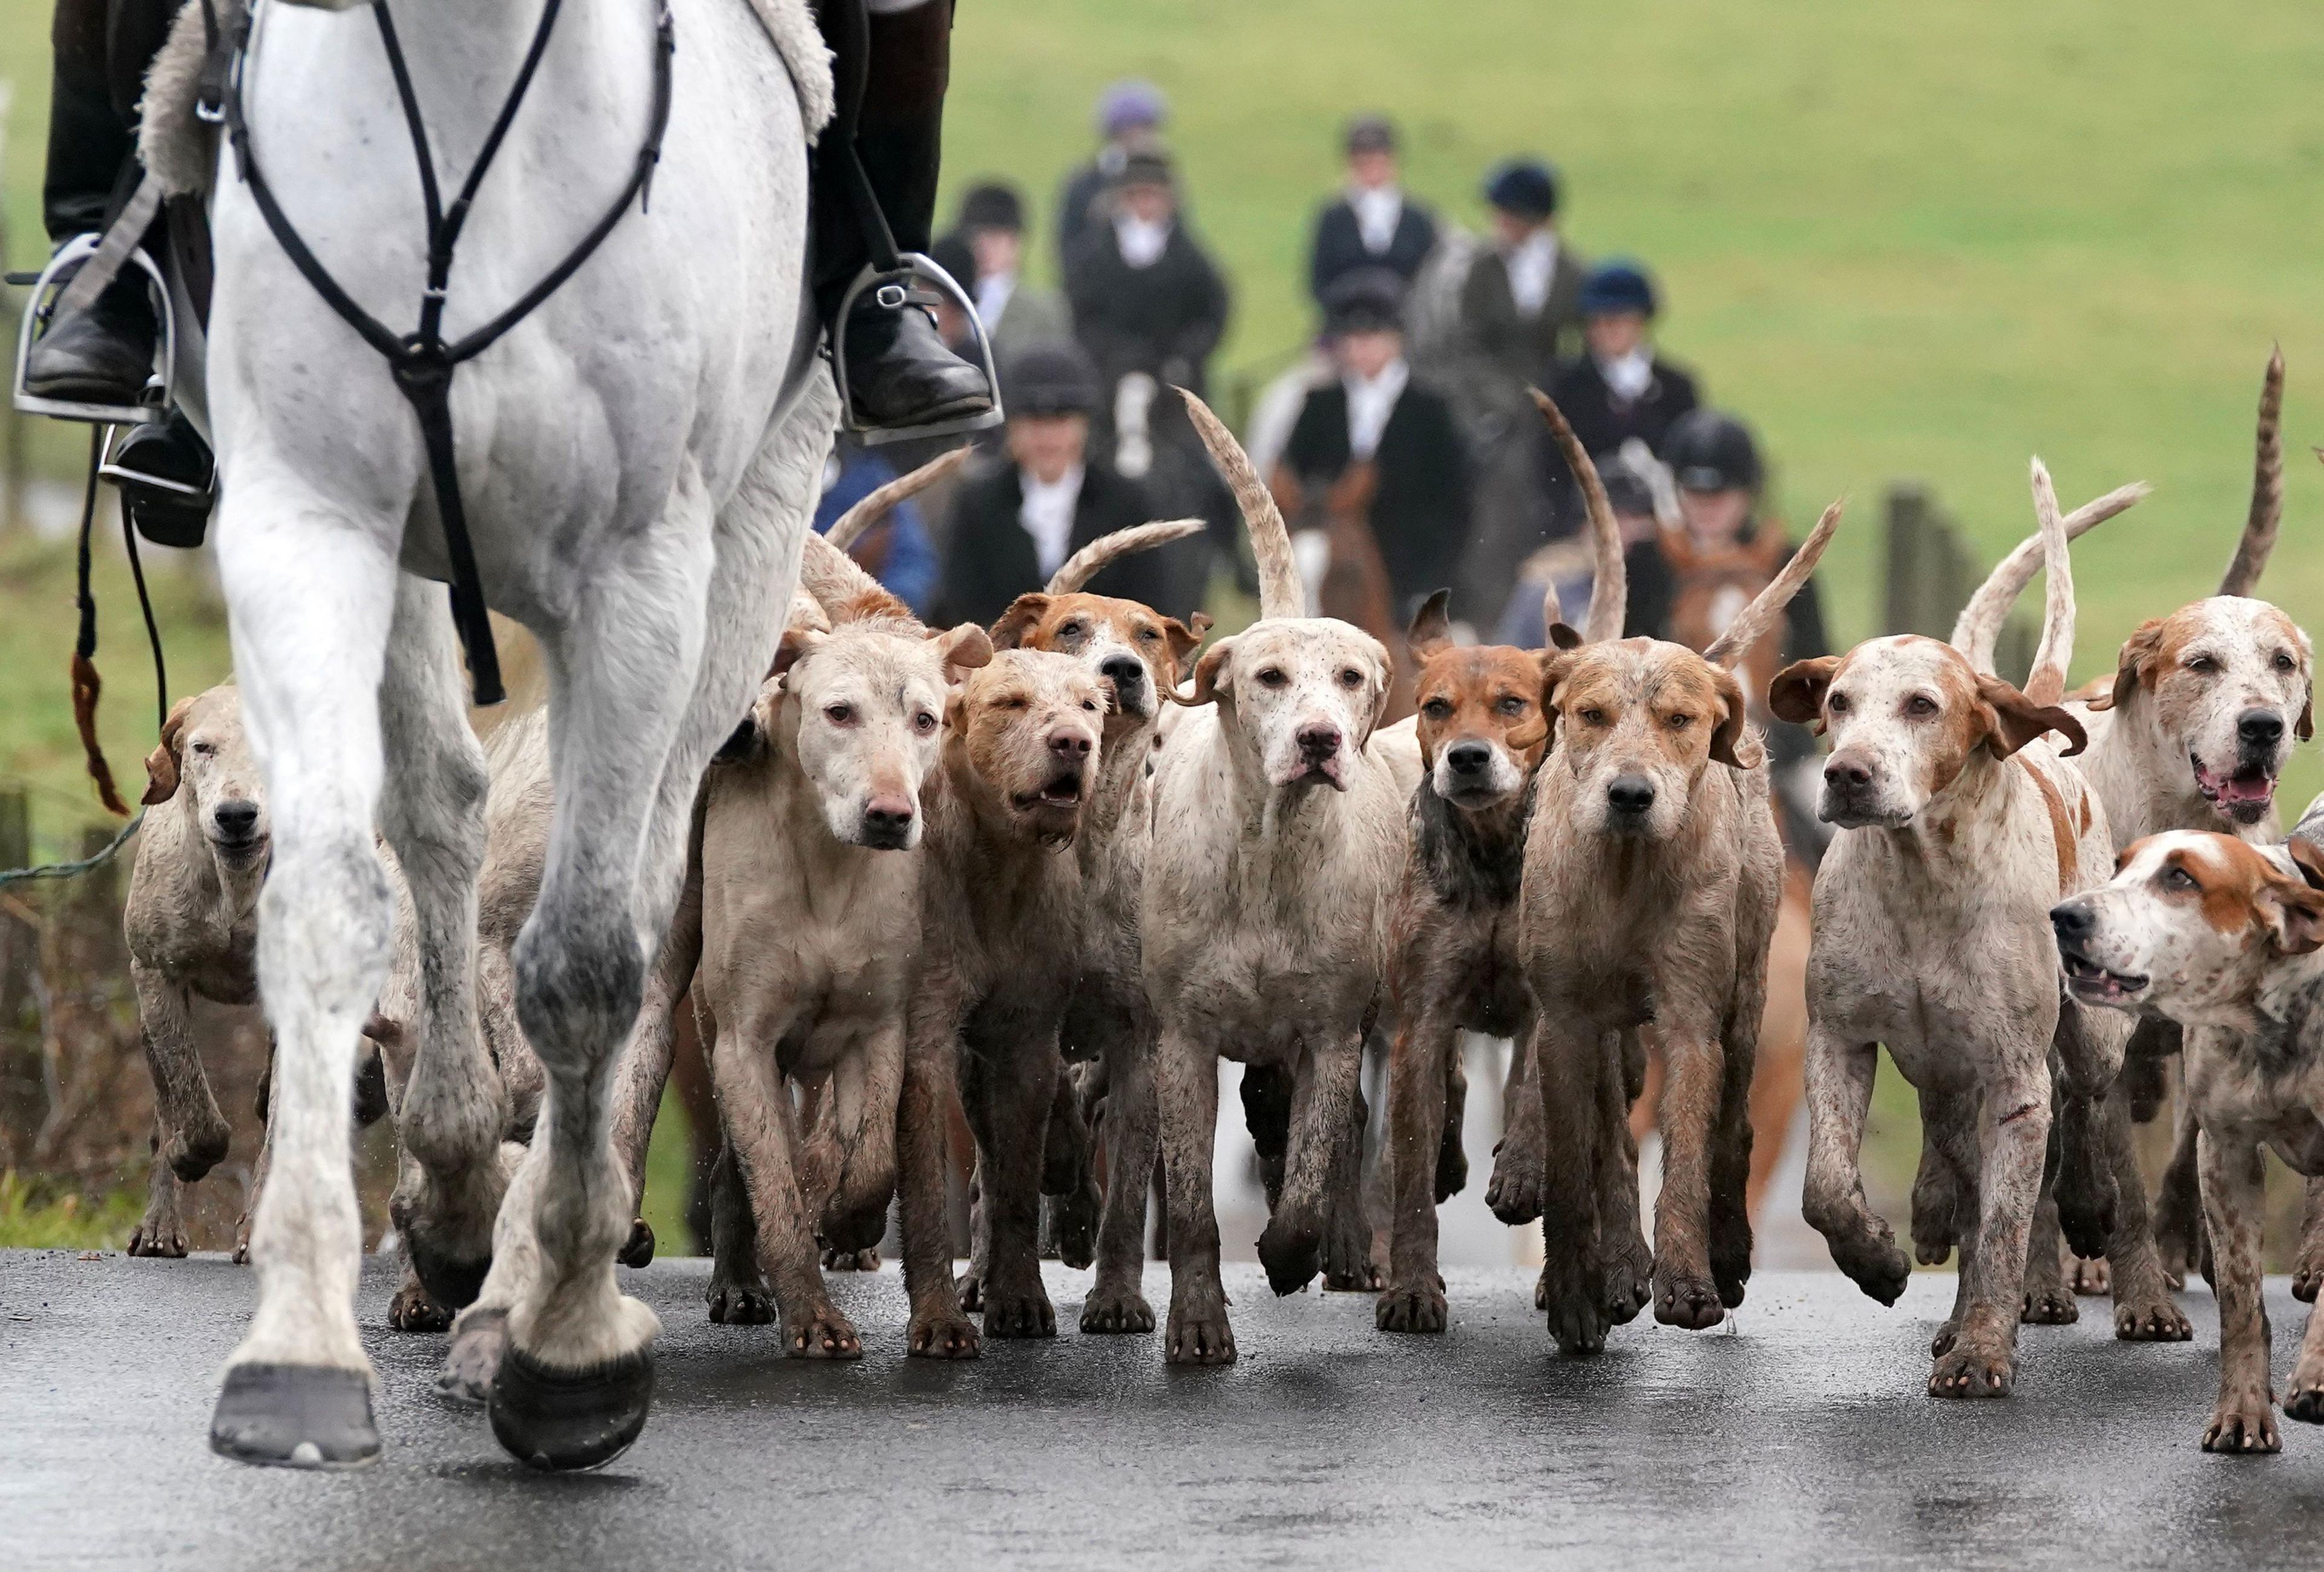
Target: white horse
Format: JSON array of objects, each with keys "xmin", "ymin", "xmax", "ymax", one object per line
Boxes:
[{"xmin": 183, "ymin": 0, "xmax": 834, "ymax": 1469}]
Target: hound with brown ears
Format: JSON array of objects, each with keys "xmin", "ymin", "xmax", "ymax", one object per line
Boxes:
[
  {"xmin": 1523, "ymin": 474, "xmax": 1845, "ymax": 1354},
  {"xmin": 1143, "ymin": 389, "xmax": 1409, "ymax": 1364},
  {"xmin": 1376, "ymin": 390, "xmax": 1626, "ymax": 1334},
  {"xmin": 2050, "ymin": 820, "xmax": 2324, "ymax": 1452},
  {"xmin": 982, "ymin": 521, "xmax": 1210, "ymax": 1332},
  {"xmin": 123, "ymin": 686, "xmax": 391, "ymax": 1262},
  {"xmin": 1775, "ymin": 460, "xmax": 2159, "ymax": 1398},
  {"xmin": 1951, "ymin": 351, "xmax": 2310, "ymax": 1293}
]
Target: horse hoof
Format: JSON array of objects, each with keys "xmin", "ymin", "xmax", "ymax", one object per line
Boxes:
[
  {"xmin": 405, "ymin": 1237, "xmax": 491, "ymax": 1312},
  {"xmin": 488, "ymin": 1343, "xmax": 654, "ymax": 1472},
  {"xmin": 208, "ymin": 1363, "xmax": 380, "ymax": 1470},
  {"xmin": 617, "ymin": 1219, "xmax": 655, "ymax": 1269}
]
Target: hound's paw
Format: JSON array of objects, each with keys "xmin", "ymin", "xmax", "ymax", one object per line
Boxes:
[
  {"xmin": 231, "ymin": 1220, "xmax": 253, "ymax": 1266},
  {"xmin": 617, "ymin": 1219, "xmax": 655, "ymax": 1269},
  {"xmin": 168, "ymin": 1119, "xmax": 232, "ymax": 1184},
  {"xmin": 1541, "ymin": 1260, "xmax": 1610, "ymax": 1356},
  {"xmin": 784, "ymin": 1311, "xmax": 864, "ymax": 1360},
  {"xmin": 954, "ymin": 1269, "xmax": 983, "ymax": 1313},
  {"xmin": 1256, "ymin": 1219, "xmax": 1324, "ymax": 1297},
  {"xmin": 1909, "ymin": 1168, "xmax": 1958, "ymax": 1267},
  {"xmin": 2203, "ymin": 1390, "xmax": 2281, "ymax": 1453},
  {"xmin": 1484, "ymin": 1153, "xmax": 1544, "ymax": 1227},
  {"xmin": 1434, "ymin": 1134, "xmax": 1469, "ymax": 1204},
  {"xmin": 1652, "ymin": 1268, "xmax": 1727, "ymax": 1331},
  {"xmin": 1079, "ymin": 1288, "xmax": 1155, "ymax": 1334},
  {"xmin": 2113, "ymin": 1294, "xmax": 2193, "ymax": 1343},
  {"xmin": 980, "ymin": 1286, "xmax": 1057, "ymax": 1339},
  {"xmin": 821, "ymin": 1246, "xmax": 881, "ymax": 1272},
  {"xmin": 1045, "ymin": 1185, "xmax": 1100, "ymax": 1272},
  {"xmin": 1828, "ymin": 1225, "xmax": 1912, "ymax": 1308},
  {"xmin": 1322, "ymin": 1258, "xmax": 1384, "ymax": 1293},
  {"xmin": 1606, "ymin": 1235, "xmax": 1656, "ymax": 1326},
  {"xmin": 2069, "ymin": 1255, "xmax": 2111, "ymax": 1297},
  {"xmin": 2020, "ymin": 1286, "xmax": 2079, "ymax": 1325},
  {"xmin": 2152, "ymin": 1188, "xmax": 2205, "ymax": 1290},
  {"xmin": 128, "ymin": 1217, "xmax": 189, "ymax": 1259},
  {"xmin": 907, "ymin": 1309, "xmax": 981, "ymax": 1359},
  {"xmin": 1928, "ymin": 1342, "xmax": 2015, "ymax": 1399},
  {"xmin": 706, "ymin": 1277, "xmax": 778, "ymax": 1326},
  {"xmin": 2294, "ymin": 1242, "xmax": 2324, "ymax": 1305},
  {"xmin": 1165, "ymin": 1292, "xmax": 1238, "ymax": 1365},
  {"xmin": 435, "ymin": 1308, "xmax": 508, "ymax": 1406},
  {"xmin": 1376, "ymin": 1282, "xmax": 1448, "ymax": 1334},
  {"xmin": 2055, "ymin": 1181, "xmax": 2119, "ymax": 1264},
  {"xmin": 1930, "ymin": 1320, "xmax": 1957, "ymax": 1358},
  {"xmin": 388, "ymin": 1277, "xmax": 453, "ymax": 1333}
]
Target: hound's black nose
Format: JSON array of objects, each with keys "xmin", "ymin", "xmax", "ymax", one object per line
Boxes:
[
  {"xmin": 213, "ymin": 801, "xmax": 260, "ymax": 840},
  {"xmin": 1446, "ymin": 742, "xmax": 1492, "ymax": 777},
  {"xmin": 1297, "ymin": 723, "xmax": 1343, "ymax": 761},
  {"xmin": 1100, "ymin": 653, "xmax": 1146, "ymax": 692},
  {"xmin": 1606, "ymin": 775, "xmax": 1656, "ymax": 816},
  {"xmin": 2050, "ymin": 902, "xmax": 2094, "ymax": 941},
  {"xmin": 2239, "ymin": 709, "xmax": 2285, "ymax": 748},
  {"xmin": 1825, "ymin": 758, "xmax": 1873, "ymax": 791}
]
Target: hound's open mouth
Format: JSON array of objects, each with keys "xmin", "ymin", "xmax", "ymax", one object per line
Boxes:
[
  {"xmin": 2061, "ymin": 951, "xmax": 2148, "ymax": 1004},
  {"xmin": 1017, "ymin": 771, "xmax": 1084, "ymax": 810},
  {"xmin": 2193, "ymin": 754, "xmax": 2276, "ymax": 824},
  {"xmin": 211, "ymin": 834, "xmax": 269, "ymax": 868}
]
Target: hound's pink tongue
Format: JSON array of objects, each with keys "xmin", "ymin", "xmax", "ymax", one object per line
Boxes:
[{"xmin": 2201, "ymin": 764, "xmax": 2276, "ymax": 806}]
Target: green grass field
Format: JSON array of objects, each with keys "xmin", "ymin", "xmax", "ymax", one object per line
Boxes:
[{"xmin": 4, "ymin": 1, "xmax": 2323, "ymax": 1247}]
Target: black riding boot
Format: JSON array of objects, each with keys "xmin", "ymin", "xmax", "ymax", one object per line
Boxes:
[
  {"xmin": 25, "ymin": 0, "xmax": 159, "ymax": 405},
  {"xmin": 812, "ymin": 0, "xmax": 993, "ymax": 433}
]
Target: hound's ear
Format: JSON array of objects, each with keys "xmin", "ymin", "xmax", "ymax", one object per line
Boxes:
[
  {"xmin": 932, "ymin": 623, "xmax": 993, "ymax": 681},
  {"xmin": 1163, "ymin": 615, "xmax": 1206, "ymax": 672},
  {"xmin": 1535, "ymin": 648, "xmax": 1578, "ymax": 747},
  {"xmin": 140, "ymin": 695, "xmax": 197, "ymax": 805},
  {"xmin": 1360, "ymin": 638, "xmax": 1393, "ymax": 747},
  {"xmin": 1769, "ymin": 655, "xmax": 1840, "ymax": 730},
  {"xmin": 2261, "ymin": 866, "xmax": 2324, "ymax": 957},
  {"xmin": 1179, "ymin": 635, "xmax": 1234, "ymax": 707},
  {"xmin": 2299, "ymin": 683, "xmax": 2314, "ymax": 743},
  {"xmin": 2290, "ymin": 836, "xmax": 2324, "ymax": 894},
  {"xmin": 1407, "ymin": 589, "xmax": 1454, "ymax": 664},
  {"xmin": 1709, "ymin": 667, "xmax": 1762, "ymax": 770},
  {"xmin": 769, "ymin": 626, "xmax": 826, "ymax": 681},
  {"xmin": 1975, "ymin": 673, "xmax": 2087, "ymax": 758},
  {"xmin": 991, "ymin": 594, "xmax": 1051, "ymax": 651},
  {"xmin": 944, "ymin": 689, "xmax": 969, "ymax": 734},
  {"xmin": 1546, "ymin": 622, "xmax": 1583, "ymax": 651},
  {"xmin": 2099, "ymin": 618, "xmax": 2168, "ymax": 715}
]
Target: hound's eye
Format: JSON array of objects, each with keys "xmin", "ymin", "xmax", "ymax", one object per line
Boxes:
[
  {"xmin": 1580, "ymin": 707, "xmax": 1608, "ymax": 727},
  {"xmin": 1666, "ymin": 712, "xmax": 1692, "ymax": 730},
  {"xmin": 1827, "ymin": 693, "xmax": 1851, "ymax": 715},
  {"xmin": 1256, "ymin": 668, "xmax": 1288, "ymax": 689},
  {"xmin": 997, "ymin": 695, "xmax": 1029, "ymax": 711},
  {"xmin": 2274, "ymin": 651, "xmax": 2299, "ymax": 673},
  {"xmin": 2187, "ymin": 655, "xmax": 2219, "ymax": 674},
  {"xmin": 1906, "ymin": 695, "xmax": 1938, "ymax": 718},
  {"xmin": 824, "ymin": 704, "xmax": 855, "ymax": 726},
  {"xmin": 2162, "ymin": 865, "xmax": 2199, "ymax": 892},
  {"xmin": 1138, "ymin": 627, "xmax": 1161, "ymax": 642},
  {"xmin": 1497, "ymin": 695, "xmax": 1528, "ymax": 716},
  {"xmin": 1339, "ymin": 668, "xmax": 1365, "ymax": 689},
  {"xmin": 1082, "ymin": 699, "xmax": 1100, "ymax": 712},
  {"xmin": 1059, "ymin": 620, "xmax": 1086, "ymax": 639},
  {"xmin": 1422, "ymin": 698, "xmax": 1454, "ymax": 721},
  {"xmin": 913, "ymin": 712, "xmax": 938, "ymax": 735},
  {"xmin": 189, "ymin": 740, "xmax": 217, "ymax": 757}
]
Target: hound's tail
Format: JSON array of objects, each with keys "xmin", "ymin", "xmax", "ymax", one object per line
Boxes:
[
  {"xmin": 824, "ymin": 446, "xmax": 973, "ymax": 553},
  {"xmin": 1180, "ymin": 387, "xmax": 1304, "ymax": 622},
  {"xmin": 1048, "ymin": 519, "xmax": 1206, "ymax": 595},
  {"xmin": 1703, "ymin": 499, "xmax": 1846, "ymax": 671},
  {"xmin": 1949, "ymin": 481, "xmax": 2149, "ymax": 675},
  {"xmin": 799, "ymin": 531, "xmax": 916, "ymax": 626},
  {"xmin": 1530, "ymin": 388, "xmax": 1626, "ymax": 644},
  {"xmin": 2024, "ymin": 459, "xmax": 2075, "ymax": 707},
  {"xmin": 2219, "ymin": 345, "xmax": 2285, "ymax": 598}
]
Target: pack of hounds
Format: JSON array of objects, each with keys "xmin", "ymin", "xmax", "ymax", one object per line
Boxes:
[{"xmin": 126, "ymin": 358, "xmax": 2324, "ymax": 1458}]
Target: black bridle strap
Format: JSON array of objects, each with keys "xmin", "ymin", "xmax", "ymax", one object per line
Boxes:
[{"xmin": 222, "ymin": 0, "xmax": 677, "ymax": 704}]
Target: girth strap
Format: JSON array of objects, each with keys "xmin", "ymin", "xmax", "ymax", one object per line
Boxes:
[{"xmin": 222, "ymin": 0, "xmax": 678, "ymax": 705}]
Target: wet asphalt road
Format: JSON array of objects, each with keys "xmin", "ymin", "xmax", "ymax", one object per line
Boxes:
[{"xmin": 5, "ymin": 1249, "xmax": 2323, "ymax": 1570}]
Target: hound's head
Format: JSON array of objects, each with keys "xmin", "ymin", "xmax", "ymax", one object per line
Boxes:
[
  {"xmin": 1183, "ymin": 615, "xmax": 1391, "ymax": 792},
  {"xmin": 142, "ymin": 686, "xmax": 269, "ymax": 874},
  {"xmin": 769, "ymin": 617, "xmax": 991, "ymax": 850},
  {"xmin": 1770, "ymin": 636, "xmax": 2084, "ymax": 830},
  {"xmin": 1405, "ymin": 590, "xmax": 1547, "ymax": 810},
  {"xmin": 2101, "ymin": 598, "xmax": 2313, "ymax": 828},
  {"xmin": 992, "ymin": 591, "xmax": 1208, "ymax": 735},
  {"xmin": 1541, "ymin": 637, "xmax": 1757, "ymax": 841},
  {"xmin": 950, "ymin": 649, "xmax": 1106, "ymax": 845},
  {"xmin": 2049, "ymin": 832, "xmax": 2324, "ymax": 1025}
]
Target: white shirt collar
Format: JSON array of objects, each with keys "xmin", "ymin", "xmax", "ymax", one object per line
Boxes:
[
  {"xmin": 1348, "ymin": 185, "xmax": 1403, "ymax": 254},
  {"xmin": 1114, "ymin": 215, "xmax": 1170, "ymax": 269},
  {"xmin": 1504, "ymin": 230, "xmax": 1558, "ymax": 317},
  {"xmin": 1342, "ymin": 358, "xmax": 1410, "ymax": 461},
  {"xmin": 974, "ymin": 270, "xmax": 1016, "ymax": 331},
  {"xmin": 1018, "ymin": 463, "xmax": 1084, "ymax": 578},
  {"xmin": 1598, "ymin": 347, "xmax": 1655, "ymax": 402}
]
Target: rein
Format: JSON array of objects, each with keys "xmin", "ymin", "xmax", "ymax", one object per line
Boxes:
[{"xmin": 217, "ymin": 0, "xmax": 677, "ymax": 704}]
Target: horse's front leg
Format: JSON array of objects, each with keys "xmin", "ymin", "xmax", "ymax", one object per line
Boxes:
[{"xmin": 205, "ymin": 473, "xmax": 402, "ymax": 1469}]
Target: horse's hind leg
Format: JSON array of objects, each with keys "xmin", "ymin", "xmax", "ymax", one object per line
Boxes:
[
  {"xmin": 378, "ymin": 581, "xmax": 502, "ymax": 1314},
  {"xmin": 485, "ymin": 419, "xmax": 826, "ymax": 1469},
  {"xmin": 205, "ymin": 483, "xmax": 401, "ymax": 1469}
]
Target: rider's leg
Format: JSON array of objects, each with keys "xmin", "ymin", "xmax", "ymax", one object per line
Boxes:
[{"xmin": 811, "ymin": 0, "xmax": 994, "ymax": 432}]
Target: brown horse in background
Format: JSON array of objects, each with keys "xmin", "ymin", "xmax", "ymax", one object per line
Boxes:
[{"xmin": 1269, "ymin": 460, "xmax": 1416, "ymax": 722}]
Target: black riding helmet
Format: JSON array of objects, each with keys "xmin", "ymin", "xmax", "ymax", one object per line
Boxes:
[{"xmin": 1661, "ymin": 408, "xmax": 1761, "ymax": 494}]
